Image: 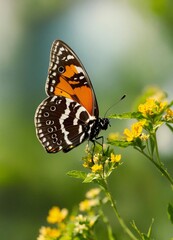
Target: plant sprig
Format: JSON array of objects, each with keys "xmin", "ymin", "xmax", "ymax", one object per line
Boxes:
[{"xmin": 37, "ymin": 87, "xmax": 173, "ymax": 240}]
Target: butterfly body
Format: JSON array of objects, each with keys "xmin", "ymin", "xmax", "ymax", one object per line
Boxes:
[{"xmin": 35, "ymin": 40, "xmax": 109, "ymax": 153}]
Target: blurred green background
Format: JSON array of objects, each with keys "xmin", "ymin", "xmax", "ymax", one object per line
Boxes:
[{"xmin": 1, "ymin": 0, "xmax": 173, "ymax": 239}]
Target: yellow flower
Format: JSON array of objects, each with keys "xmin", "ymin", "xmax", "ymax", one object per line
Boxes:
[
  {"xmin": 48, "ymin": 228, "xmax": 61, "ymax": 238},
  {"xmin": 138, "ymin": 98, "xmax": 156, "ymax": 116},
  {"xmin": 82, "ymin": 156, "xmax": 93, "ymax": 168},
  {"xmin": 37, "ymin": 226, "xmax": 61, "ymax": 240},
  {"xmin": 138, "ymin": 98, "xmax": 167, "ymax": 117},
  {"xmin": 160, "ymin": 101, "xmax": 167, "ymax": 111},
  {"xmin": 83, "ymin": 161, "xmax": 90, "ymax": 168},
  {"xmin": 91, "ymin": 164, "xmax": 103, "ymax": 173},
  {"xmin": 86, "ymin": 188, "xmax": 100, "ymax": 199},
  {"xmin": 47, "ymin": 206, "xmax": 68, "ymax": 224},
  {"xmin": 124, "ymin": 120, "xmax": 146, "ymax": 142},
  {"xmin": 79, "ymin": 199, "xmax": 91, "ymax": 211},
  {"xmin": 93, "ymin": 153, "xmax": 100, "ymax": 163},
  {"xmin": 79, "ymin": 199, "xmax": 99, "ymax": 212},
  {"xmin": 110, "ymin": 153, "xmax": 121, "ymax": 163},
  {"xmin": 164, "ymin": 108, "xmax": 173, "ymax": 121}
]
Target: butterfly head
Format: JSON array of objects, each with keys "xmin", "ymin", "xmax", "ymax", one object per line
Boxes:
[{"xmin": 98, "ymin": 118, "xmax": 110, "ymax": 130}]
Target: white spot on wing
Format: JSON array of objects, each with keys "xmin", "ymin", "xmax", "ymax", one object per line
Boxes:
[
  {"xmin": 52, "ymin": 64, "xmax": 57, "ymax": 70},
  {"xmin": 50, "ymin": 86, "xmax": 54, "ymax": 92},
  {"xmin": 52, "ymin": 72, "xmax": 56, "ymax": 76},
  {"xmin": 58, "ymin": 47, "xmax": 65, "ymax": 56},
  {"xmin": 75, "ymin": 66, "xmax": 85, "ymax": 74},
  {"xmin": 58, "ymin": 146, "xmax": 62, "ymax": 150},
  {"xmin": 67, "ymin": 55, "xmax": 74, "ymax": 60},
  {"xmin": 46, "ymin": 141, "xmax": 50, "ymax": 146}
]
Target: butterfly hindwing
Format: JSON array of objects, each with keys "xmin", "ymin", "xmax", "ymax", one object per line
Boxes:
[
  {"xmin": 45, "ymin": 40, "xmax": 99, "ymax": 117},
  {"xmin": 35, "ymin": 95, "xmax": 96, "ymax": 153}
]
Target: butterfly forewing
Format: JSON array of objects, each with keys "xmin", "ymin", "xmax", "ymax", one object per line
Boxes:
[
  {"xmin": 45, "ymin": 40, "xmax": 99, "ymax": 117},
  {"xmin": 35, "ymin": 96, "xmax": 96, "ymax": 153}
]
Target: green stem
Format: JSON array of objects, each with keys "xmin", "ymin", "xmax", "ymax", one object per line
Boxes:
[
  {"xmin": 134, "ymin": 147, "xmax": 173, "ymax": 187},
  {"xmin": 152, "ymin": 132, "xmax": 162, "ymax": 166},
  {"xmin": 102, "ymin": 180, "xmax": 138, "ymax": 240},
  {"xmin": 146, "ymin": 138, "xmax": 151, "ymax": 157}
]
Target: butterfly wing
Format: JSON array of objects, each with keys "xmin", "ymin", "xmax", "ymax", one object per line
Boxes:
[
  {"xmin": 45, "ymin": 40, "xmax": 99, "ymax": 117},
  {"xmin": 35, "ymin": 96, "xmax": 95, "ymax": 153}
]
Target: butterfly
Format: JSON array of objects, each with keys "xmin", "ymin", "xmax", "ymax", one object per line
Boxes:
[{"xmin": 34, "ymin": 40, "xmax": 109, "ymax": 153}]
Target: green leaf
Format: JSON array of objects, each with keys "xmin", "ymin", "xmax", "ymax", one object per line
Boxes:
[
  {"xmin": 107, "ymin": 140, "xmax": 133, "ymax": 148},
  {"xmin": 109, "ymin": 112, "xmax": 142, "ymax": 120},
  {"xmin": 83, "ymin": 173, "xmax": 101, "ymax": 183},
  {"xmin": 168, "ymin": 203, "xmax": 173, "ymax": 224},
  {"xmin": 67, "ymin": 170, "xmax": 87, "ymax": 180}
]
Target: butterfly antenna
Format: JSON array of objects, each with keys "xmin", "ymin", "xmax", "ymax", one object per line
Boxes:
[{"xmin": 104, "ymin": 94, "xmax": 126, "ymax": 118}]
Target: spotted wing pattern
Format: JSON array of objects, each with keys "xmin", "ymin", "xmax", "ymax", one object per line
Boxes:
[{"xmin": 35, "ymin": 96, "xmax": 96, "ymax": 153}]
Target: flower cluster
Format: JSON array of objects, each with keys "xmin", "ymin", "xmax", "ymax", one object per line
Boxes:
[
  {"xmin": 73, "ymin": 188, "xmax": 102, "ymax": 238},
  {"xmin": 163, "ymin": 108, "xmax": 173, "ymax": 122},
  {"xmin": 38, "ymin": 227, "xmax": 61, "ymax": 240},
  {"xmin": 73, "ymin": 214, "xmax": 97, "ymax": 238},
  {"xmin": 47, "ymin": 207, "xmax": 68, "ymax": 224},
  {"xmin": 37, "ymin": 189, "xmax": 104, "ymax": 240},
  {"xmin": 37, "ymin": 207, "xmax": 68, "ymax": 240},
  {"xmin": 107, "ymin": 88, "xmax": 173, "ymax": 187},
  {"xmin": 120, "ymin": 97, "xmax": 171, "ymax": 144},
  {"xmin": 82, "ymin": 144, "xmax": 121, "ymax": 178},
  {"xmin": 123, "ymin": 120, "xmax": 148, "ymax": 142},
  {"xmin": 107, "ymin": 87, "xmax": 173, "ymax": 165},
  {"xmin": 79, "ymin": 188, "xmax": 100, "ymax": 212},
  {"xmin": 138, "ymin": 98, "xmax": 167, "ymax": 118}
]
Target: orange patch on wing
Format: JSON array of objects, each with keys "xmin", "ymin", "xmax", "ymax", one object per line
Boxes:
[
  {"xmin": 62, "ymin": 65, "xmax": 78, "ymax": 78},
  {"xmin": 54, "ymin": 76, "xmax": 94, "ymax": 115},
  {"xmin": 54, "ymin": 77, "xmax": 74, "ymax": 99},
  {"xmin": 74, "ymin": 86, "xmax": 94, "ymax": 115}
]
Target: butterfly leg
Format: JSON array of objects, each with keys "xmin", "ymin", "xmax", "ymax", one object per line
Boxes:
[{"xmin": 95, "ymin": 136, "xmax": 104, "ymax": 147}]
